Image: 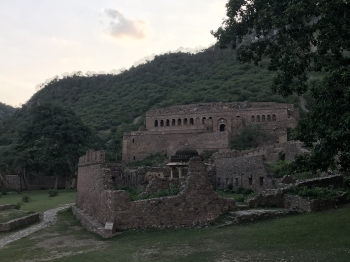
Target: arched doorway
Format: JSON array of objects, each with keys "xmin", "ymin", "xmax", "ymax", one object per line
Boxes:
[{"xmin": 220, "ymin": 124, "xmax": 226, "ymax": 132}]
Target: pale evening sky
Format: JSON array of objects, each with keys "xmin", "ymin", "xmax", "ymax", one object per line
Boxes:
[{"xmin": 0, "ymin": 0, "xmax": 227, "ymax": 107}]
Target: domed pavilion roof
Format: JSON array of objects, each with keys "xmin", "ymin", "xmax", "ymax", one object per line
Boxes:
[{"xmin": 171, "ymin": 145, "xmax": 198, "ymax": 162}]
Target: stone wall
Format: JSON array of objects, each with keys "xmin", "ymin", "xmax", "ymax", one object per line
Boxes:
[
  {"xmin": 0, "ymin": 204, "xmax": 15, "ymax": 211},
  {"xmin": 0, "ymin": 213, "xmax": 40, "ymax": 232},
  {"xmin": 215, "ymin": 155, "xmax": 276, "ymax": 192},
  {"xmin": 75, "ymin": 155, "xmax": 236, "ymax": 235},
  {"xmin": 123, "ymin": 102, "xmax": 299, "ymax": 163},
  {"xmin": 122, "ymin": 167, "xmax": 171, "ymax": 189},
  {"xmin": 5, "ymin": 175, "xmax": 66, "ymax": 191}
]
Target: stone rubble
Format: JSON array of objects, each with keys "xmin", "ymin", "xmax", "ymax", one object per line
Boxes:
[{"xmin": 0, "ymin": 203, "xmax": 73, "ymax": 249}]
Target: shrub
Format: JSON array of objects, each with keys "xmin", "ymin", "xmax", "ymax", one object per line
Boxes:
[
  {"xmin": 229, "ymin": 125, "xmax": 270, "ymax": 151},
  {"xmin": 235, "ymin": 196, "xmax": 245, "ymax": 202},
  {"xmin": 285, "ymin": 186, "xmax": 344, "ymax": 200},
  {"xmin": 48, "ymin": 189, "xmax": 59, "ymax": 197},
  {"xmin": 22, "ymin": 195, "xmax": 31, "ymax": 203},
  {"xmin": 236, "ymin": 187, "xmax": 245, "ymax": 194},
  {"xmin": 343, "ymin": 177, "xmax": 350, "ymax": 189},
  {"xmin": 243, "ymin": 189, "xmax": 254, "ymax": 195},
  {"xmin": 227, "ymin": 183, "xmax": 233, "ymax": 191},
  {"xmin": 269, "ymin": 160, "xmax": 292, "ymax": 178},
  {"xmin": 14, "ymin": 201, "xmax": 22, "ymax": 209}
]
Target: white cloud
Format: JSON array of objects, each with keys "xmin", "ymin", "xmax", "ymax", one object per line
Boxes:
[{"xmin": 102, "ymin": 8, "xmax": 148, "ymax": 39}]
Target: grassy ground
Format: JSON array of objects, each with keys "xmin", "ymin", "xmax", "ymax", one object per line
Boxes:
[
  {"xmin": 0, "ymin": 189, "xmax": 76, "ymax": 213},
  {"xmin": 1, "ymin": 207, "xmax": 350, "ymax": 261},
  {"xmin": 0, "ymin": 209, "xmax": 33, "ymax": 224}
]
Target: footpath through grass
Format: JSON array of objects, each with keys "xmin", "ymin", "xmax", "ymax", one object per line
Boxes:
[
  {"xmin": 1, "ymin": 206, "xmax": 350, "ymax": 261},
  {"xmin": 0, "ymin": 189, "xmax": 76, "ymax": 213}
]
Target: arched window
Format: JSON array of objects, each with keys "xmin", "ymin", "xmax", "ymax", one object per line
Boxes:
[
  {"xmin": 160, "ymin": 120, "xmax": 164, "ymax": 126},
  {"xmin": 262, "ymin": 115, "xmax": 265, "ymax": 122},
  {"xmin": 166, "ymin": 119, "xmax": 170, "ymax": 126},
  {"xmin": 267, "ymin": 115, "xmax": 271, "ymax": 121},
  {"xmin": 202, "ymin": 117, "xmax": 206, "ymax": 124},
  {"xmin": 184, "ymin": 118, "xmax": 188, "ymax": 125},
  {"xmin": 257, "ymin": 115, "xmax": 260, "ymax": 122},
  {"xmin": 272, "ymin": 114, "xmax": 276, "ymax": 121},
  {"xmin": 178, "ymin": 118, "xmax": 182, "ymax": 125},
  {"xmin": 220, "ymin": 124, "xmax": 226, "ymax": 132},
  {"xmin": 251, "ymin": 116, "xmax": 255, "ymax": 122},
  {"xmin": 190, "ymin": 118, "xmax": 194, "ymax": 125},
  {"xmin": 172, "ymin": 119, "xmax": 175, "ymax": 126},
  {"xmin": 154, "ymin": 120, "xmax": 158, "ymax": 127}
]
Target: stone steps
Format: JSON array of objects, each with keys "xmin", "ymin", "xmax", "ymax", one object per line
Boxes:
[{"xmin": 217, "ymin": 208, "xmax": 294, "ymax": 228}]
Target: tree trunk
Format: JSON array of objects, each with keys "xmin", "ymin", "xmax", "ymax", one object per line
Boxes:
[{"xmin": 54, "ymin": 175, "xmax": 58, "ymax": 190}]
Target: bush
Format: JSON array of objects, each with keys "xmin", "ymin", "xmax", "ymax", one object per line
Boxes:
[
  {"xmin": 236, "ymin": 187, "xmax": 245, "ymax": 194},
  {"xmin": 227, "ymin": 183, "xmax": 233, "ymax": 191},
  {"xmin": 285, "ymin": 186, "xmax": 344, "ymax": 200},
  {"xmin": 48, "ymin": 189, "xmax": 59, "ymax": 197},
  {"xmin": 22, "ymin": 195, "xmax": 31, "ymax": 203},
  {"xmin": 229, "ymin": 125, "xmax": 270, "ymax": 151},
  {"xmin": 343, "ymin": 177, "xmax": 350, "ymax": 189},
  {"xmin": 269, "ymin": 160, "xmax": 292, "ymax": 178},
  {"xmin": 235, "ymin": 196, "xmax": 245, "ymax": 202},
  {"xmin": 14, "ymin": 201, "xmax": 22, "ymax": 209}
]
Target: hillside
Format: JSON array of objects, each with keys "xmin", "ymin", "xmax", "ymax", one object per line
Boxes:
[
  {"xmin": 0, "ymin": 102, "xmax": 16, "ymax": 123},
  {"xmin": 0, "ymin": 47, "xmax": 301, "ymax": 160}
]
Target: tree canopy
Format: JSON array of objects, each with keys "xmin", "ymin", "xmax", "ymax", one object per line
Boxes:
[
  {"xmin": 213, "ymin": 0, "xmax": 350, "ymax": 172},
  {"xmin": 16, "ymin": 104, "xmax": 93, "ymax": 177}
]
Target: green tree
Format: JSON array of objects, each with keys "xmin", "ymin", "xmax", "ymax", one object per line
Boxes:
[
  {"xmin": 229, "ymin": 125, "xmax": 269, "ymax": 151},
  {"xmin": 213, "ymin": 0, "xmax": 350, "ymax": 172},
  {"xmin": 16, "ymin": 104, "xmax": 93, "ymax": 180}
]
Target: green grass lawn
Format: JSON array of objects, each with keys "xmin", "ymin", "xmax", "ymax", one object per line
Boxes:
[
  {"xmin": 1, "ymin": 206, "xmax": 350, "ymax": 261},
  {"xmin": 0, "ymin": 189, "xmax": 76, "ymax": 213}
]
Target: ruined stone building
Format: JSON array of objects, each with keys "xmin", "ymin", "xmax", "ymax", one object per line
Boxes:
[
  {"xmin": 74, "ymin": 150, "xmax": 235, "ymax": 237},
  {"xmin": 213, "ymin": 141, "xmax": 308, "ymax": 192},
  {"xmin": 123, "ymin": 102, "xmax": 299, "ymax": 163}
]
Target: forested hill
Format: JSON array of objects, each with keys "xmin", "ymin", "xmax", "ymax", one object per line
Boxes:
[
  {"xmin": 0, "ymin": 102, "xmax": 16, "ymax": 122},
  {"xmin": 28, "ymin": 47, "xmax": 298, "ymax": 131},
  {"xmin": 0, "ymin": 47, "xmax": 301, "ymax": 160}
]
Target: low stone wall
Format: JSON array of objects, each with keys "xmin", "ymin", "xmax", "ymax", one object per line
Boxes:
[
  {"xmin": 72, "ymin": 205, "xmax": 115, "ymax": 238},
  {"xmin": 294, "ymin": 175, "xmax": 344, "ymax": 188},
  {"xmin": 0, "ymin": 204, "xmax": 15, "ymax": 211},
  {"xmin": 5, "ymin": 175, "xmax": 66, "ymax": 191},
  {"xmin": 283, "ymin": 194, "xmax": 312, "ymax": 212},
  {"xmin": 247, "ymin": 191, "xmax": 284, "ymax": 208},
  {"xmin": 0, "ymin": 213, "xmax": 40, "ymax": 232}
]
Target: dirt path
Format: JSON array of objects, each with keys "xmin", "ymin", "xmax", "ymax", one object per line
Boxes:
[{"xmin": 0, "ymin": 203, "xmax": 73, "ymax": 249}]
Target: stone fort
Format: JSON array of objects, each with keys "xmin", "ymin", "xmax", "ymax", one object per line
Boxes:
[{"xmin": 123, "ymin": 101, "xmax": 300, "ymax": 163}]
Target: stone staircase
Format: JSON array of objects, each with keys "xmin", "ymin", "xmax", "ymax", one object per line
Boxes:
[{"xmin": 217, "ymin": 206, "xmax": 295, "ymax": 228}]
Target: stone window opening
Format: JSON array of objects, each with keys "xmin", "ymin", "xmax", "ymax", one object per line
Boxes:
[
  {"xmin": 217, "ymin": 177, "xmax": 221, "ymax": 185},
  {"xmin": 251, "ymin": 116, "xmax": 255, "ymax": 122},
  {"xmin": 226, "ymin": 178, "xmax": 229, "ymax": 185},
  {"xmin": 272, "ymin": 114, "xmax": 276, "ymax": 121},
  {"xmin": 220, "ymin": 124, "xmax": 226, "ymax": 132},
  {"xmin": 155, "ymin": 120, "xmax": 158, "ymax": 127},
  {"xmin": 235, "ymin": 177, "xmax": 239, "ymax": 186},
  {"xmin": 256, "ymin": 115, "xmax": 260, "ymax": 122},
  {"xmin": 267, "ymin": 115, "xmax": 271, "ymax": 121},
  {"xmin": 172, "ymin": 119, "xmax": 176, "ymax": 126},
  {"xmin": 209, "ymin": 117, "xmax": 213, "ymax": 120},
  {"xmin": 190, "ymin": 118, "xmax": 194, "ymax": 125},
  {"xmin": 133, "ymin": 156, "xmax": 136, "ymax": 160},
  {"xmin": 184, "ymin": 118, "xmax": 188, "ymax": 125},
  {"xmin": 249, "ymin": 177, "xmax": 252, "ymax": 185},
  {"xmin": 202, "ymin": 117, "xmax": 206, "ymax": 124},
  {"xmin": 132, "ymin": 139, "xmax": 135, "ymax": 143},
  {"xmin": 160, "ymin": 120, "xmax": 164, "ymax": 126},
  {"xmin": 262, "ymin": 115, "xmax": 265, "ymax": 122},
  {"xmin": 260, "ymin": 177, "xmax": 264, "ymax": 186},
  {"xmin": 178, "ymin": 118, "xmax": 182, "ymax": 125},
  {"xmin": 166, "ymin": 119, "xmax": 170, "ymax": 126}
]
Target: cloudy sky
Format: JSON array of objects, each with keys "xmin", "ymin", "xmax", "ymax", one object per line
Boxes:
[{"xmin": 0, "ymin": 0, "xmax": 227, "ymax": 107}]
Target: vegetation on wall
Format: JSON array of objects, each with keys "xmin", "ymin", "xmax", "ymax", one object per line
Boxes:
[{"xmin": 229, "ymin": 125, "xmax": 270, "ymax": 151}]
